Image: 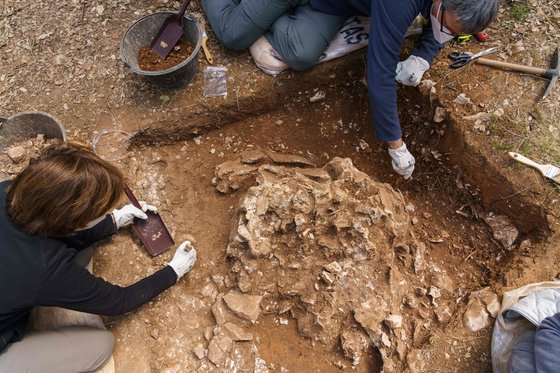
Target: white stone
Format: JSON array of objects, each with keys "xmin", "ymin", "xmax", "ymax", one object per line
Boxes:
[
  {"xmin": 193, "ymin": 344, "xmax": 206, "ymax": 359},
  {"xmin": 463, "ymin": 298, "xmax": 490, "ymax": 332},
  {"xmin": 433, "ymin": 107, "xmax": 446, "ymax": 123},
  {"xmin": 309, "ymin": 91, "xmax": 326, "ymax": 103},
  {"xmin": 223, "ymin": 291, "xmax": 262, "ymax": 323},
  {"xmin": 453, "ymin": 93, "xmax": 471, "ymax": 105},
  {"xmin": 7, "ymin": 146, "xmax": 26, "ymax": 163},
  {"xmin": 384, "ymin": 314, "xmax": 403, "ymax": 329}
]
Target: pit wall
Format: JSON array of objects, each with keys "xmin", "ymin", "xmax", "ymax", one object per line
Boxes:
[
  {"xmin": 124, "ymin": 51, "xmax": 549, "ymax": 238},
  {"xmin": 395, "ymin": 84, "xmax": 550, "ymax": 237},
  {"xmin": 439, "ymin": 110, "xmax": 549, "ymax": 236},
  {"xmin": 126, "ymin": 53, "xmax": 368, "ymax": 146}
]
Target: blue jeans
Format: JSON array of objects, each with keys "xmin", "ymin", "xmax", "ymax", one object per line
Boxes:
[{"xmin": 202, "ymin": 0, "xmax": 346, "ymax": 70}]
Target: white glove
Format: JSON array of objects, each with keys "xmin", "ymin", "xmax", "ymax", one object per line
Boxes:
[
  {"xmin": 167, "ymin": 240, "xmax": 197, "ymax": 279},
  {"xmin": 388, "ymin": 143, "xmax": 415, "ymax": 179},
  {"xmin": 395, "ymin": 55, "xmax": 429, "ymax": 87},
  {"xmin": 112, "ymin": 201, "xmax": 158, "ymax": 229}
]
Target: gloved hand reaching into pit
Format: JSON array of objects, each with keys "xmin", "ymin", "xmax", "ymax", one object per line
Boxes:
[
  {"xmin": 167, "ymin": 240, "xmax": 197, "ymax": 279},
  {"xmin": 395, "ymin": 55, "xmax": 429, "ymax": 87},
  {"xmin": 388, "ymin": 142, "xmax": 415, "ymax": 180},
  {"xmin": 112, "ymin": 201, "xmax": 158, "ymax": 229}
]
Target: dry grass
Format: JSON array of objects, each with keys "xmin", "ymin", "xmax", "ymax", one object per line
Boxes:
[{"xmin": 487, "ymin": 2, "xmax": 560, "ymax": 167}]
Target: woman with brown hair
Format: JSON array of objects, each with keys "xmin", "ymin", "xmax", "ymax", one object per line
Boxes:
[{"xmin": 0, "ymin": 141, "xmax": 197, "ymax": 373}]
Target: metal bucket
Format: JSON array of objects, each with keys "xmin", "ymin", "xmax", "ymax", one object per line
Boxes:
[
  {"xmin": 120, "ymin": 12, "xmax": 202, "ymax": 89},
  {"xmin": 0, "ymin": 112, "xmax": 67, "ymax": 153}
]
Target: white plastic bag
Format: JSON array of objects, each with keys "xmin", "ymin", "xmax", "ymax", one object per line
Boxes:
[{"xmin": 492, "ymin": 281, "xmax": 560, "ymax": 373}]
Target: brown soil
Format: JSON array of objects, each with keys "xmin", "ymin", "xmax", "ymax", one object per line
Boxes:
[
  {"xmin": 2, "ymin": 0, "xmax": 560, "ymax": 372},
  {"xmin": 93, "ymin": 130, "xmax": 131, "ymax": 161},
  {"xmin": 137, "ymin": 39, "xmax": 194, "ymax": 72},
  {"xmin": 93, "ymin": 84, "xmax": 500, "ymax": 371}
]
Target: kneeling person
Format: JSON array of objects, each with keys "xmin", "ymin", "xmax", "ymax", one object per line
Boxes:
[{"xmin": 0, "ymin": 141, "xmax": 196, "ymax": 373}]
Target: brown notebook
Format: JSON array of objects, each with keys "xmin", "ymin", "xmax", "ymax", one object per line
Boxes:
[{"xmin": 124, "ymin": 186, "xmax": 175, "ymax": 256}]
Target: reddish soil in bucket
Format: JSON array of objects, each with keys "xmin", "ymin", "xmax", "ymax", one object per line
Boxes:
[{"xmin": 137, "ymin": 39, "xmax": 194, "ymax": 71}]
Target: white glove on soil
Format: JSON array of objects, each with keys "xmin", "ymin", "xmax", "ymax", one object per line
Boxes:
[
  {"xmin": 388, "ymin": 143, "xmax": 416, "ymax": 179},
  {"xmin": 167, "ymin": 240, "xmax": 197, "ymax": 279},
  {"xmin": 112, "ymin": 201, "xmax": 158, "ymax": 229},
  {"xmin": 395, "ymin": 55, "xmax": 430, "ymax": 87}
]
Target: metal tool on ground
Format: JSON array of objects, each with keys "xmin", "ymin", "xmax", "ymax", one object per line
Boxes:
[
  {"xmin": 509, "ymin": 152, "xmax": 560, "ymax": 185},
  {"xmin": 448, "ymin": 47, "xmax": 499, "ymax": 69},
  {"xmin": 124, "ymin": 186, "xmax": 175, "ymax": 256},
  {"xmin": 150, "ymin": 0, "xmax": 191, "ymax": 59},
  {"xmin": 475, "ymin": 47, "xmax": 559, "ymax": 99}
]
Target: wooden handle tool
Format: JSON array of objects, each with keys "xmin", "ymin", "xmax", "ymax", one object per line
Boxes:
[
  {"xmin": 509, "ymin": 152, "xmax": 560, "ymax": 184},
  {"xmin": 477, "ymin": 58, "xmax": 550, "ymax": 77},
  {"xmin": 201, "ymin": 33, "xmax": 213, "ymax": 64}
]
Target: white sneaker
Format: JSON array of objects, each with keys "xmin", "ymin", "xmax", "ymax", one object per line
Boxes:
[{"xmin": 249, "ymin": 36, "xmax": 289, "ymax": 76}]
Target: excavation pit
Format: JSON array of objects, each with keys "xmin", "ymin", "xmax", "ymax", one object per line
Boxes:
[{"xmin": 89, "ymin": 80, "xmax": 543, "ymax": 372}]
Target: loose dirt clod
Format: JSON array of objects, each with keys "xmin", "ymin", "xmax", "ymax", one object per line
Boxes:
[{"xmin": 137, "ymin": 39, "xmax": 194, "ymax": 71}]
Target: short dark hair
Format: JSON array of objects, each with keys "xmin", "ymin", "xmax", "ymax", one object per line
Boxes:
[
  {"xmin": 445, "ymin": 0, "xmax": 500, "ymax": 34},
  {"xmin": 7, "ymin": 140, "xmax": 125, "ymax": 237}
]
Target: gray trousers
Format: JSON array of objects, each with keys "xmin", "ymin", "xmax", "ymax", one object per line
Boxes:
[
  {"xmin": 0, "ymin": 327, "xmax": 114, "ymax": 373},
  {"xmin": 202, "ymin": 0, "xmax": 346, "ymax": 71},
  {"xmin": 0, "ymin": 248, "xmax": 114, "ymax": 373}
]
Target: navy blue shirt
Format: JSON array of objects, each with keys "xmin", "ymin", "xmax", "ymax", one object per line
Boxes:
[
  {"xmin": 535, "ymin": 313, "xmax": 560, "ymax": 373},
  {"xmin": 0, "ymin": 181, "xmax": 177, "ymax": 352},
  {"xmin": 310, "ymin": 0, "xmax": 443, "ymax": 141}
]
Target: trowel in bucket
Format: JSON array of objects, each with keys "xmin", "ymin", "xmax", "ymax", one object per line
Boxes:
[
  {"xmin": 509, "ymin": 152, "xmax": 560, "ymax": 185},
  {"xmin": 150, "ymin": 0, "xmax": 192, "ymax": 59},
  {"xmin": 124, "ymin": 186, "xmax": 175, "ymax": 256}
]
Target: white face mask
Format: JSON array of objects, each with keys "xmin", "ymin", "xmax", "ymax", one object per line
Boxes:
[{"xmin": 431, "ymin": 3, "xmax": 455, "ymax": 44}]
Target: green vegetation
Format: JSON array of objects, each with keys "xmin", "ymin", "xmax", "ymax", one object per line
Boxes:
[
  {"xmin": 487, "ymin": 122, "xmax": 498, "ymax": 134},
  {"xmin": 510, "ymin": 3, "xmax": 533, "ymax": 21},
  {"xmin": 491, "ymin": 139, "xmax": 511, "ymax": 151},
  {"xmin": 491, "ymin": 102, "xmax": 560, "ymax": 166}
]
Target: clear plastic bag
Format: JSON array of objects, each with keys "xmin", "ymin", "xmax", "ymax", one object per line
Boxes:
[{"xmin": 203, "ymin": 66, "xmax": 228, "ymax": 98}]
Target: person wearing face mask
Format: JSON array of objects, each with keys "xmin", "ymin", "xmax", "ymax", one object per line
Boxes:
[
  {"xmin": 307, "ymin": 0, "xmax": 500, "ymax": 179},
  {"xmin": 203, "ymin": 0, "xmax": 499, "ymax": 179},
  {"xmin": 0, "ymin": 141, "xmax": 197, "ymax": 373}
]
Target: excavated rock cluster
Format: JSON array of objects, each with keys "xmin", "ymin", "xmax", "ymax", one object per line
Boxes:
[{"xmin": 213, "ymin": 152, "xmax": 462, "ymax": 372}]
